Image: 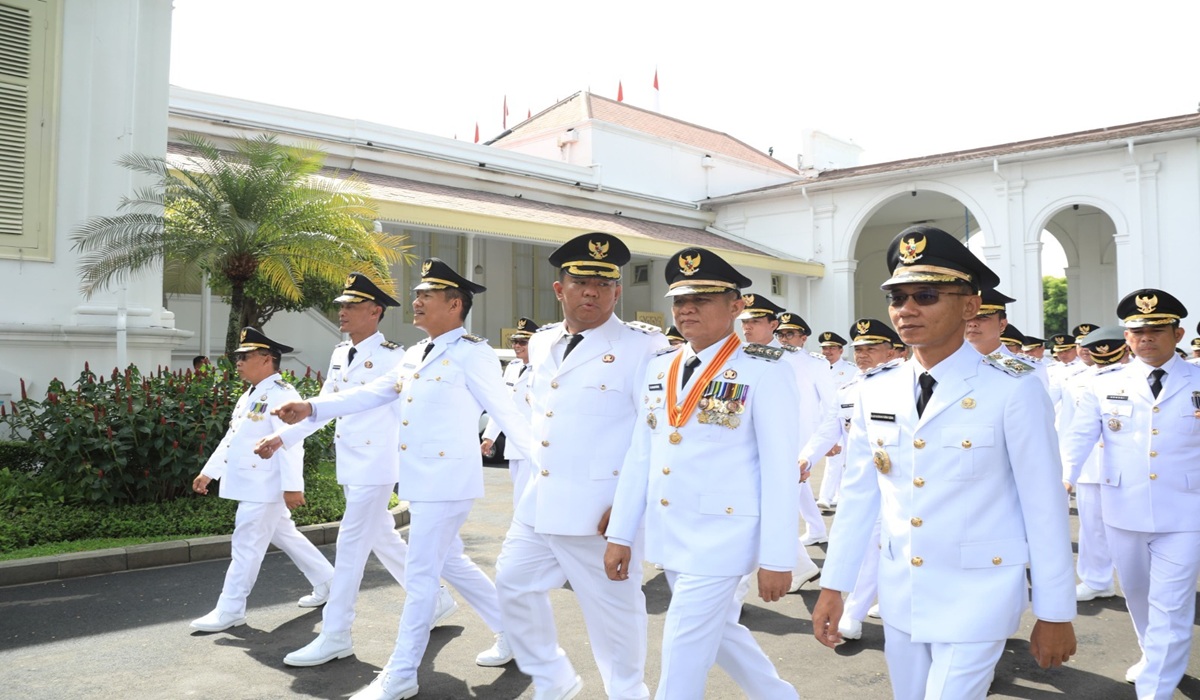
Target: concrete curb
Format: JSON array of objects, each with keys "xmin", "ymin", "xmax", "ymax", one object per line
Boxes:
[{"xmin": 0, "ymin": 505, "xmax": 409, "ymax": 588}]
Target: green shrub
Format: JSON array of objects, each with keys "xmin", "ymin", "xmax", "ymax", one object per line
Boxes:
[
  {"xmin": 0, "ymin": 441, "xmax": 40, "ymax": 473},
  {"xmin": 0, "ymin": 360, "xmax": 329, "ymax": 508}
]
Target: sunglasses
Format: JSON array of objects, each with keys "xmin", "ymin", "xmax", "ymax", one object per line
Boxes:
[
  {"xmin": 232, "ymin": 350, "xmax": 270, "ymax": 362},
  {"xmin": 885, "ymin": 290, "xmax": 974, "ymax": 308},
  {"xmin": 510, "ymin": 339, "xmax": 529, "ymax": 346}
]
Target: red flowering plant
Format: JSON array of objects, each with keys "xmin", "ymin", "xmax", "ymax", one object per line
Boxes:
[{"xmin": 0, "ymin": 360, "xmax": 325, "ymax": 506}]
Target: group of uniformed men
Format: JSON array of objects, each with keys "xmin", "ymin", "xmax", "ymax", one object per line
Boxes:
[{"xmin": 186, "ymin": 224, "xmax": 1199, "ymax": 700}]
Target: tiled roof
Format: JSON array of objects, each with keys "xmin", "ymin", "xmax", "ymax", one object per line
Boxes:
[
  {"xmin": 736, "ymin": 112, "xmax": 1200, "ymax": 195},
  {"xmin": 494, "ymin": 92, "xmax": 798, "ymax": 174}
]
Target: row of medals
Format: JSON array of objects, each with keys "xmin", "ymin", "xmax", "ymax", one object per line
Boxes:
[
  {"xmin": 647, "ymin": 397, "xmax": 745, "ymax": 445},
  {"xmin": 247, "ymin": 398, "xmax": 269, "ymax": 422}
]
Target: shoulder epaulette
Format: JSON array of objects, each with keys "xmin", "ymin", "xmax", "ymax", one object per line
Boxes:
[
  {"xmin": 779, "ymin": 344, "xmax": 800, "ymax": 353},
  {"xmin": 810, "ymin": 351, "xmax": 825, "ymax": 360},
  {"xmin": 625, "ymin": 320, "xmax": 662, "ymax": 335},
  {"xmin": 655, "ymin": 345, "xmax": 682, "ymax": 356},
  {"xmin": 983, "ymin": 352, "xmax": 1035, "ymax": 377},
  {"xmin": 274, "ymin": 379, "xmax": 294, "ymax": 389},
  {"xmin": 535, "ymin": 322, "xmax": 561, "ymax": 333},
  {"xmin": 461, "ymin": 333, "xmax": 487, "ymax": 344},
  {"xmin": 1095, "ymin": 363, "xmax": 1126, "ymax": 376},
  {"xmin": 863, "ymin": 358, "xmax": 902, "ymax": 378},
  {"xmin": 381, "ymin": 340, "xmax": 401, "ymax": 350},
  {"xmin": 744, "ymin": 343, "xmax": 783, "ymax": 361}
]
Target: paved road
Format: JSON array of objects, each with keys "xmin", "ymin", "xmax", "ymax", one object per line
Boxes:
[{"xmin": 1, "ymin": 465, "xmax": 1197, "ymax": 699}]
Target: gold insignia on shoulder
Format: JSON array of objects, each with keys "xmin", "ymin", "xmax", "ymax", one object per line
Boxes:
[
  {"xmin": 897, "ymin": 234, "xmax": 927, "ymax": 265},
  {"xmin": 856, "ymin": 320, "xmax": 871, "ymax": 335},
  {"xmin": 603, "ymin": 354, "xmax": 616, "ymax": 363},
  {"xmin": 588, "ymin": 239, "xmax": 610, "ymax": 260},
  {"xmin": 961, "ymin": 397, "xmax": 976, "ymax": 409},
  {"xmin": 1136, "ymin": 294, "xmax": 1158, "ymax": 314},
  {"xmin": 461, "ymin": 333, "xmax": 487, "ymax": 344},
  {"xmin": 723, "ymin": 369, "xmax": 738, "ymax": 379},
  {"xmin": 679, "ymin": 252, "xmax": 701, "ymax": 276}
]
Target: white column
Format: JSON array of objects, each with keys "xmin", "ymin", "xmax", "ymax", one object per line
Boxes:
[{"xmin": 1022, "ymin": 240, "xmax": 1044, "ymax": 334}]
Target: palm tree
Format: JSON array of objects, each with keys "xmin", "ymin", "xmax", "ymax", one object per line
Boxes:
[{"xmin": 72, "ymin": 133, "xmax": 409, "ymax": 354}]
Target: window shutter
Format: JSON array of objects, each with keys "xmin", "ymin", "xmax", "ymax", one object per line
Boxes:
[{"xmin": 0, "ymin": 2, "xmax": 32, "ymax": 237}]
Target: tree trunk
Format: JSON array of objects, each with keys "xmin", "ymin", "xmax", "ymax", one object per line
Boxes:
[{"xmin": 224, "ymin": 282, "xmax": 246, "ymax": 356}]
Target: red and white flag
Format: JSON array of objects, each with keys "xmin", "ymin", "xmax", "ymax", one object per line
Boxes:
[
  {"xmin": 503, "ymin": 95, "xmax": 509, "ymax": 129},
  {"xmin": 653, "ymin": 69, "xmax": 660, "ymax": 112},
  {"xmin": 474, "ymin": 122, "xmax": 480, "ymax": 144},
  {"xmin": 617, "ymin": 81, "xmax": 624, "ymax": 102}
]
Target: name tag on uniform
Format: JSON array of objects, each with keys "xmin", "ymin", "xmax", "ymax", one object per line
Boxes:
[
  {"xmin": 1106, "ymin": 394, "xmax": 1128, "ymax": 401},
  {"xmin": 648, "ymin": 383, "xmax": 663, "ymax": 391},
  {"xmin": 870, "ymin": 412, "xmax": 896, "ymax": 422},
  {"xmin": 332, "ymin": 364, "xmax": 342, "ymax": 370},
  {"xmin": 403, "ymin": 363, "xmax": 417, "ymax": 369},
  {"xmin": 841, "ymin": 403, "xmax": 855, "ymax": 409}
]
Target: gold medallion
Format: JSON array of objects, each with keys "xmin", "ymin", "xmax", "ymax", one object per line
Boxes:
[
  {"xmin": 698, "ymin": 412, "xmax": 710, "ymax": 424},
  {"xmin": 668, "ymin": 431, "xmax": 682, "ymax": 444},
  {"xmin": 727, "ymin": 415, "xmax": 741, "ymax": 429},
  {"xmin": 961, "ymin": 398, "xmax": 976, "ymax": 409},
  {"xmin": 723, "ymin": 369, "xmax": 738, "ymax": 380},
  {"xmin": 394, "ymin": 381, "xmax": 404, "ymax": 394},
  {"xmin": 603, "ymin": 354, "xmax": 616, "ymax": 363},
  {"xmin": 873, "ymin": 448, "xmax": 891, "ymax": 474},
  {"xmin": 647, "ymin": 413, "xmax": 657, "ymax": 429},
  {"xmin": 1107, "ymin": 417, "xmax": 1122, "ymax": 431},
  {"xmin": 364, "ymin": 360, "xmax": 373, "ymax": 369}
]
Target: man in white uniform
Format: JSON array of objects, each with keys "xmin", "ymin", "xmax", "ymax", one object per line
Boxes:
[
  {"xmin": 494, "ymin": 233, "xmax": 665, "ymax": 700},
  {"xmin": 274, "ymin": 259, "xmax": 532, "ymax": 700},
  {"xmin": 482, "ymin": 316, "xmax": 539, "ymax": 510},
  {"xmin": 606, "ymin": 246, "xmax": 800, "ymax": 699},
  {"xmin": 816, "ymin": 330, "xmax": 856, "ymax": 511},
  {"xmin": 813, "ymin": 226, "xmax": 1077, "ymax": 700},
  {"xmin": 963, "ymin": 288, "xmax": 1049, "ymax": 392},
  {"xmin": 258, "ymin": 274, "xmax": 456, "ymax": 667},
  {"xmin": 190, "ymin": 328, "xmax": 335, "ymax": 633},
  {"xmin": 1059, "ymin": 325, "xmax": 1127, "ymax": 604},
  {"xmin": 1060, "ymin": 289, "xmax": 1200, "ymax": 699}
]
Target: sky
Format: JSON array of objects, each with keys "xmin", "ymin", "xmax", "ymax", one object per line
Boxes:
[{"xmin": 169, "ymin": 0, "xmax": 1193, "ymax": 276}]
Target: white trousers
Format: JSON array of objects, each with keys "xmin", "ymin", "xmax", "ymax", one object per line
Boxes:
[
  {"xmin": 882, "ymin": 622, "xmax": 1005, "ymax": 700},
  {"xmin": 495, "ymin": 520, "xmax": 649, "ymax": 699},
  {"xmin": 658, "ymin": 571, "xmax": 796, "ymax": 700},
  {"xmin": 508, "ymin": 458, "xmax": 532, "ymax": 511},
  {"xmin": 798, "ymin": 480, "xmax": 826, "ymax": 539},
  {"xmin": 216, "ymin": 500, "xmax": 334, "ymax": 617},
  {"xmin": 818, "ymin": 449, "xmax": 845, "ymax": 505},
  {"xmin": 1105, "ymin": 525, "xmax": 1200, "ymax": 700},
  {"xmin": 321, "ymin": 484, "xmax": 409, "ymax": 636},
  {"xmin": 844, "ymin": 518, "xmax": 882, "ymax": 622},
  {"xmin": 1074, "ymin": 482, "xmax": 1115, "ymax": 590},
  {"xmin": 384, "ymin": 499, "xmax": 504, "ymax": 678}
]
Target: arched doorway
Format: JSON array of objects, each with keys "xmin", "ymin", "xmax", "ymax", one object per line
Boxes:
[{"xmin": 1038, "ymin": 204, "xmax": 1120, "ymax": 333}]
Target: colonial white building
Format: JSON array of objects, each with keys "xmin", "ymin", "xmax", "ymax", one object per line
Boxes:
[{"xmin": 4, "ymin": 0, "xmax": 1200, "ymax": 403}]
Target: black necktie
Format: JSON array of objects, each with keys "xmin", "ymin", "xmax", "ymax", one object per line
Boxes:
[
  {"xmin": 681, "ymin": 356, "xmax": 701, "ymax": 388},
  {"xmin": 518, "ymin": 364, "xmax": 528, "ymax": 377},
  {"xmin": 347, "ymin": 347, "xmax": 357, "ymax": 366},
  {"xmin": 1150, "ymin": 368, "xmax": 1165, "ymax": 399},
  {"xmin": 421, "ymin": 343, "xmax": 435, "ymax": 361},
  {"xmin": 916, "ymin": 372, "xmax": 936, "ymax": 417},
  {"xmin": 563, "ymin": 334, "xmax": 584, "ymax": 359}
]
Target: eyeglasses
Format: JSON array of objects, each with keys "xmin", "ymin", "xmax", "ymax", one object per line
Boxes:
[
  {"xmin": 775, "ymin": 330, "xmax": 801, "ymax": 338},
  {"xmin": 232, "ymin": 350, "xmax": 270, "ymax": 363},
  {"xmin": 885, "ymin": 290, "xmax": 974, "ymax": 308},
  {"xmin": 510, "ymin": 339, "xmax": 529, "ymax": 346}
]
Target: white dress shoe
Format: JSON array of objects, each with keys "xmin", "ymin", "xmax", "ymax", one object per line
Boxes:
[
  {"xmin": 298, "ymin": 580, "xmax": 331, "ymax": 608},
  {"xmin": 837, "ymin": 617, "xmax": 863, "ymax": 641},
  {"xmin": 475, "ymin": 632, "xmax": 514, "ymax": 666},
  {"xmin": 788, "ymin": 564, "xmax": 821, "ymax": 593},
  {"xmin": 429, "ymin": 585, "xmax": 458, "ymax": 630},
  {"xmin": 533, "ymin": 674, "xmax": 583, "ymax": 700},
  {"xmin": 816, "ymin": 500, "xmax": 836, "ymax": 513},
  {"xmin": 283, "ymin": 632, "xmax": 354, "ymax": 667},
  {"xmin": 1075, "ymin": 581, "xmax": 1117, "ymax": 601},
  {"xmin": 867, "ymin": 603, "xmax": 881, "ymax": 619},
  {"xmin": 1125, "ymin": 655, "xmax": 1147, "ymax": 684},
  {"xmin": 349, "ymin": 672, "xmax": 418, "ymax": 700},
  {"xmin": 800, "ymin": 533, "xmax": 828, "ymax": 546},
  {"xmin": 190, "ymin": 608, "xmax": 247, "ymax": 632}
]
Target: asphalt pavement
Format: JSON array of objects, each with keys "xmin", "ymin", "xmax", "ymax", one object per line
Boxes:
[{"xmin": 1, "ymin": 465, "xmax": 1197, "ymax": 699}]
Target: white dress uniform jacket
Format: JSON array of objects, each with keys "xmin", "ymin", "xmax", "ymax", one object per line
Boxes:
[
  {"xmin": 1060, "ymin": 354, "xmax": 1200, "ymax": 532},
  {"xmin": 830, "ymin": 358, "xmax": 857, "ymax": 388},
  {"xmin": 278, "ymin": 332, "xmax": 403, "ymax": 485},
  {"xmin": 202, "ymin": 373, "xmax": 305, "ymax": 501},
  {"xmin": 823, "ymin": 342, "xmax": 1076, "ymax": 643},
  {"xmin": 608, "ymin": 340, "xmax": 801, "ymax": 576},
  {"xmin": 308, "ymin": 327, "xmax": 532, "ymax": 502},
  {"xmin": 518, "ymin": 316, "xmax": 666, "ymax": 535},
  {"xmin": 482, "ymin": 358, "xmax": 533, "ymax": 461}
]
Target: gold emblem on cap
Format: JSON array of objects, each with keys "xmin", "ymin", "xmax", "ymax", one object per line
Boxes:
[
  {"xmin": 588, "ymin": 239, "xmax": 609, "ymax": 260},
  {"xmin": 780, "ymin": 313, "xmax": 792, "ymax": 324},
  {"xmin": 240, "ymin": 329, "xmax": 248, "ymax": 342},
  {"xmin": 679, "ymin": 253, "xmax": 701, "ymax": 276},
  {"xmin": 961, "ymin": 398, "xmax": 976, "ymax": 409},
  {"xmin": 345, "ymin": 274, "xmax": 357, "ymax": 288},
  {"xmin": 822, "ymin": 332, "xmax": 831, "ymax": 341},
  {"xmin": 742, "ymin": 294, "xmax": 755, "ymax": 305},
  {"xmin": 1135, "ymin": 294, "xmax": 1158, "ymax": 314},
  {"xmin": 856, "ymin": 320, "xmax": 871, "ymax": 335},
  {"xmin": 897, "ymin": 234, "xmax": 927, "ymax": 265},
  {"xmin": 421, "ymin": 260, "xmax": 432, "ymax": 276},
  {"xmin": 1094, "ymin": 344, "xmax": 1109, "ymax": 354},
  {"xmin": 1079, "ymin": 324, "xmax": 1093, "ymax": 334}
]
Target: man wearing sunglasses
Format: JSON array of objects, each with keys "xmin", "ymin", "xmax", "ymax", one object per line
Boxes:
[
  {"xmin": 482, "ymin": 316, "xmax": 539, "ymax": 509},
  {"xmin": 812, "ymin": 226, "xmax": 1076, "ymax": 700}
]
